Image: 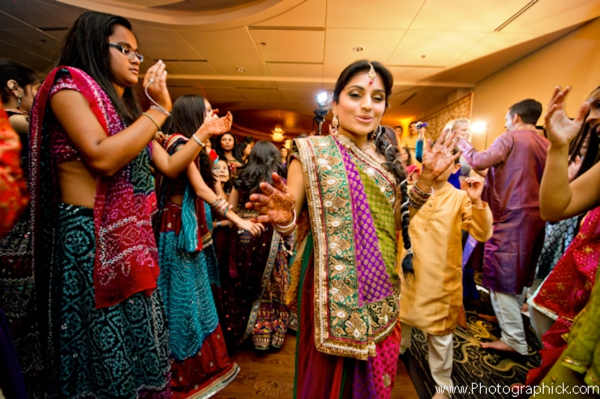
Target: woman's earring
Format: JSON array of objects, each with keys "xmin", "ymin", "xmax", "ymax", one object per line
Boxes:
[
  {"xmin": 16, "ymin": 93, "xmax": 22, "ymax": 110},
  {"xmin": 331, "ymin": 115, "xmax": 339, "ymax": 133}
]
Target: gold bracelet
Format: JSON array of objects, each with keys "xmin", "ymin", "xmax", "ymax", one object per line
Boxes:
[{"xmin": 142, "ymin": 112, "xmax": 161, "ymax": 132}]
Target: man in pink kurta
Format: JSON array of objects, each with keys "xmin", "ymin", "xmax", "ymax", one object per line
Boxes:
[{"xmin": 457, "ymin": 99, "xmax": 549, "ymax": 355}]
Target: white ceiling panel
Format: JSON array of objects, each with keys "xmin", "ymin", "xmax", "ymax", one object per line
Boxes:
[
  {"xmin": 0, "ymin": 28, "xmax": 62, "ymax": 59},
  {"xmin": 279, "ymin": 88, "xmax": 321, "ymax": 101},
  {"xmin": 0, "ymin": 12, "xmax": 33, "ymax": 30},
  {"xmin": 178, "ymin": 27, "xmax": 269, "ymax": 76},
  {"xmin": 323, "ymin": 28, "xmax": 404, "ymax": 78},
  {"xmin": 0, "ymin": 38, "xmax": 54, "ymax": 70},
  {"xmin": 164, "ymin": 61, "xmax": 219, "ymax": 75},
  {"xmin": 326, "ymin": 0, "xmax": 422, "ymax": 29},
  {"xmin": 286, "ymin": 98, "xmax": 325, "ymax": 112},
  {"xmin": 450, "ymin": 32, "xmax": 538, "ymax": 67},
  {"xmin": 237, "ymin": 87, "xmax": 284, "ymax": 101},
  {"xmin": 388, "ymin": 30, "xmax": 488, "ymax": 67},
  {"xmin": 388, "ymin": 66, "xmax": 446, "ymax": 83},
  {"xmin": 276, "ymin": 81, "xmax": 324, "ymax": 91},
  {"xmin": 500, "ymin": 0, "xmax": 600, "ymax": 34},
  {"xmin": 168, "ymin": 86, "xmax": 203, "ymax": 99},
  {"xmin": 4, "ymin": 0, "xmax": 84, "ymax": 30},
  {"xmin": 266, "ymin": 62, "xmax": 323, "ymax": 78},
  {"xmin": 134, "ymin": 26, "xmax": 204, "ymax": 61},
  {"xmin": 252, "ymin": 0, "xmax": 325, "ymax": 28},
  {"xmin": 227, "ymin": 100, "xmax": 292, "ymax": 110},
  {"xmin": 411, "ymin": 0, "xmax": 529, "ymax": 32},
  {"xmin": 199, "ymin": 86, "xmax": 247, "ymax": 101},
  {"xmin": 250, "ymin": 29, "xmax": 325, "ymax": 63},
  {"xmin": 0, "ymin": 0, "xmax": 594, "ymax": 135}
]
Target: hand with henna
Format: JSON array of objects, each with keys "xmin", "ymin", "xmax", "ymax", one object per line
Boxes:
[
  {"xmin": 196, "ymin": 111, "xmax": 233, "ymax": 139},
  {"xmin": 246, "ymin": 172, "xmax": 296, "ymax": 225},
  {"xmin": 419, "ymin": 128, "xmax": 461, "ymax": 187}
]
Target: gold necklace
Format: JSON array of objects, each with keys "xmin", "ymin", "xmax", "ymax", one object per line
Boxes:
[{"xmin": 360, "ymin": 141, "xmax": 373, "ymax": 151}]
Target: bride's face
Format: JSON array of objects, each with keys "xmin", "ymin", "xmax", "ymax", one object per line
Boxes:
[{"xmin": 332, "ymin": 71, "xmax": 386, "ymax": 138}]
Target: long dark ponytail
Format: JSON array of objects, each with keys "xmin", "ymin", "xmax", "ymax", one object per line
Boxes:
[
  {"xmin": 332, "ymin": 60, "xmax": 414, "ymax": 275},
  {"xmin": 374, "ymin": 125, "xmax": 414, "ymax": 275},
  {"xmin": 171, "ymin": 94, "xmax": 216, "ymax": 187}
]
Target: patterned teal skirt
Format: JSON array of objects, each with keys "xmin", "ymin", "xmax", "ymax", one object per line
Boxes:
[{"xmin": 48, "ymin": 204, "xmax": 171, "ymax": 398}]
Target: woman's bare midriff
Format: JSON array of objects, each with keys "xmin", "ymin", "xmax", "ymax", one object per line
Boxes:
[
  {"xmin": 57, "ymin": 161, "xmax": 96, "ymax": 209},
  {"xmin": 169, "ymin": 194, "xmax": 183, "ymax": 205}
]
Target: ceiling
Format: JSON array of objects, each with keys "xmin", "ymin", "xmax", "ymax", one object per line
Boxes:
[{"xmin": 1, "ymin": 0, "xmax": 599, "ymax": 141}]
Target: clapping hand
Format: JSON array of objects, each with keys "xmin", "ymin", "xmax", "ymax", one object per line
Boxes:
[
  {"xmin": 544, "ymin": 86, "xmax": 590, "ymax": 149},
  {"xmin": 246, "ymin": 173, "xmax": 296, "ymax": 225},
  {"xmin": 199, "ymin": 111, "xmax": 233, "ymax": 137},
  {"xmin": 143, "ymin": 60, "xmax": 171, "ymax": 112}
]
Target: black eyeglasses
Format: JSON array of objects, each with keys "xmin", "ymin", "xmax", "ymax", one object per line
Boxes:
[{"xmin": 109, "ymin": 44, "xmax": 144, "ymax": 63}]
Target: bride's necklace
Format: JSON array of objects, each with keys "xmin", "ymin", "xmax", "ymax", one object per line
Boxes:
[{"xmin": 360, "ymin": 141, "xmax": 374, "ymax": 151}]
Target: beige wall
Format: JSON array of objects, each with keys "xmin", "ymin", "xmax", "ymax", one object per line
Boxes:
[{"xmin": 471, "ymin": 18, "xmax": 600, "ymax": 150}]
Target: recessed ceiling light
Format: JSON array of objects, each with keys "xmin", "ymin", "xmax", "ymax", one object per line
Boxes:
[
  {"xmin": 236, "ymin": 67, "xmax": 246, "ymax": 72},
  {"xmin": 352, "ymin": 46, "xmax": 365, "ymax": 52}
]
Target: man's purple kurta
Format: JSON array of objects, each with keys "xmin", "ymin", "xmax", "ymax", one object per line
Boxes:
[{"xmin": 458, "ymin": 129, "xmax": 549, "ymax": 294}]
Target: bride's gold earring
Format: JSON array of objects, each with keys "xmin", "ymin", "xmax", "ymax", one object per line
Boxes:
[{"xmin": 331, "ymin": 115, "xmax": 339, "ymax": 133}]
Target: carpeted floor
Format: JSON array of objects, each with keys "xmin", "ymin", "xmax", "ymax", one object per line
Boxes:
[{"xmin": 403, "ymin": 288, "xmax": 543, "ymax": 398}]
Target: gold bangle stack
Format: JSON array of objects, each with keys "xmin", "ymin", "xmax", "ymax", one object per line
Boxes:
[{"xmin": 407, "ymin": 182, "xmax": 433, "ymax": 209}]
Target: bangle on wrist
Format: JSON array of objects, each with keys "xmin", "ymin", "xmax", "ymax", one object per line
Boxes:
[
  {"xmin": 150, "ymin": 105, "xmax": 170, "ymax": 117},
  {"xmin": 142, "ymin": 112, "xmax": 161, "ymax": 132},
  {"xmin": 193, "ymin": 134, "xmax": 206, "ymax": 147},
  {"xmin": 274, "ymin": 210, "xmax": 297, "ymax": 232}
]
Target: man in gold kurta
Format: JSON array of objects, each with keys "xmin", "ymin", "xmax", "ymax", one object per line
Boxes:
[{"xmin": 399, "ymin": 160, "xmax": 493, "ymax": 398}]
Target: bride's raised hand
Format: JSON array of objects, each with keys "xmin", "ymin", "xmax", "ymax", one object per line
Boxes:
[
  {"xmin": 544, "ymin": 86, "xmax": 590, "ymax": 149},
  {"xmin": 246, "ymin": 172, "xmax": 296, "ymax": 225},
  {"xmin": 420, "ymin": 128, "xmax": 461, "ymax": 183}
]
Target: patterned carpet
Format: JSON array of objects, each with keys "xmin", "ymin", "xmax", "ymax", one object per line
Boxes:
[{"xmin": 402, "ymin": 288, "xmax": 543, "ymax": 398}]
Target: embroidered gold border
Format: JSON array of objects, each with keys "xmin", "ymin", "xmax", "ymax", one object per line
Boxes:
[
  {"xmin": 238, "ymin": 230, "xmax": 282, "ymax": 344},
  {"xmin": 185, "ymin": 363, "xmax": 241, "ymax": 399},
  {"xmin": 295, "ymin": 136, "xmax": 398, "ymax": 360}
]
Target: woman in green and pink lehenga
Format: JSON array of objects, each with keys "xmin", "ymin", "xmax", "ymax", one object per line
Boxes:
[{"xmin": 246, "ymin": 60, "xmax": 460, "ymax": 398}]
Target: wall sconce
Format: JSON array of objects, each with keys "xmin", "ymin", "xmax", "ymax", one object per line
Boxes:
[{"xmin": 272, "ymin": 124, "xmax": 285, "ymax": 142}]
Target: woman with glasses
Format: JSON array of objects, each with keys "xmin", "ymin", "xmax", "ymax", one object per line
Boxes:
[{"xmin": 28, "ymin": 11, "xmax": 231, "ymax": 397}]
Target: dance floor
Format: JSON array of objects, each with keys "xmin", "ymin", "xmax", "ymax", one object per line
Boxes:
[
  {"xmin": 403, "ymin": 288, "xmax": 543, "ymax": 399},
  {"xmin": 214, "ymin": 332, "xmax": 420, "ymax": 399}
]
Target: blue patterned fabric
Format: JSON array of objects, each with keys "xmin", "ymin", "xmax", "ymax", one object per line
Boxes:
[
  {"xmin": 50, "ymin": 204, "xmax": 171, "ymax": 398},
  {"xmin": 177, "ymin": 184, "xmax": 200, "ymax": 253},
  {"xmin": 158, "ymin": 231, "xmax": 220, "ymax": 361}
]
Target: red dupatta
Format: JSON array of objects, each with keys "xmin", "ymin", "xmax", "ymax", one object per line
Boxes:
[{"xmin": 29, "ymin": 67, "xmax": 159, "ymax": 308}]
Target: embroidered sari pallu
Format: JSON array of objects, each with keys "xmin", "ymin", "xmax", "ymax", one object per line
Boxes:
[{"xmin": 294, "ymin": 136, "xmax": 401, "ymax": 399}]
